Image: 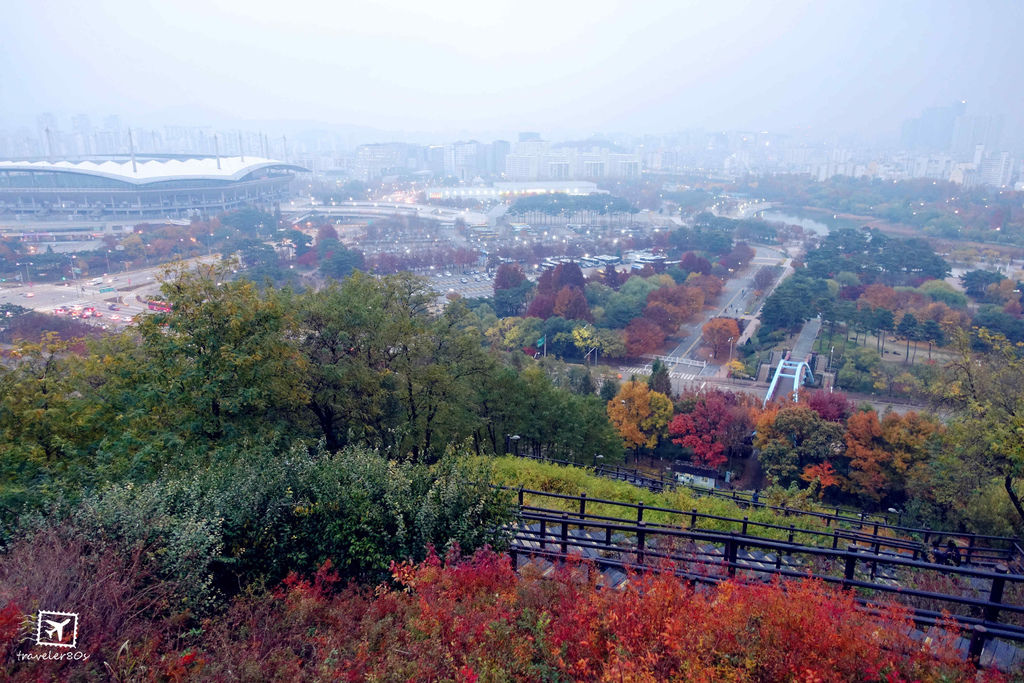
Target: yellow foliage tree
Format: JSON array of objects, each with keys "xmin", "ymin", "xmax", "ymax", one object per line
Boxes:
[{"xmin": 606, "ymin": 381, "xmax": 673, "ymax": 459}]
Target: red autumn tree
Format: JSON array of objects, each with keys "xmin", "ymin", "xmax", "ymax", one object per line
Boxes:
[
  {"xmin": 807, "ymin": 390, "xmax": 855, "ymax": 422},
  {"xmin": 668, "ymin": 392, "xmax": 734, "ymax": 468},
  {"xmin": 493, "ymin": 263, "xmax": 526, "ymax": 293},
  {"xmin": 624, "ymin": 317, "xmax": 665, "ymax": 356},
  {"xmin": 701, "ymin": 317, "xmax": 740, "ymax": 359},
  {"xmin": 525, "ymin": 293, "xmax": 555, "ymax": 320},
  {"xmin": 553, "ymin": 286, "xmax": 592, "ymax": 322}
]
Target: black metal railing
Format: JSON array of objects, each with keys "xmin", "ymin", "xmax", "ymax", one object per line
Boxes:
[{"xmin": 508, "ymin": 505, "xmax": 1024, "ymax": 665}]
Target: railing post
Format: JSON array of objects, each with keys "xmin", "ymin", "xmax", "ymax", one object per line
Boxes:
[
  {"xmin": 691, "ymin": 508, "xmax": 698, "ymax": 529},
  {"xmin": 636, "ymin": 502, "xmax": 645, "ymax": 525},
  {"xmin": 843, "ymin": 545, "xmax": 859, "ymax": 588},
  {"xmin": 741, "ymin": 517, "xmax": 748, "ymax": 535},
  {"xmin": 637, "ymin": 521, "xmax": 646, "ymax": 567},
  {"xmin": 967, "ymin": 624, "xmax": 988, "ymax": 663},
  {"xmin": 966, "ymin": 536, "xmax": 975, "ymax": 565},
  {"xmin": 539, "ymin": 518, "xmax": 547, "ymax": 551},
  {"xmin": 984, "ymin": 563, "xmax": 1008, "ymax": 625},
  {"xmin": 518, "ymin": 485, "xmax": 524, "ymax": 508},
  {"xmin": 726, "ymin": 532, "xmax": 739, "ymax": 577},
  {"xmin": 560, "ymin": 514, "xmax": 569, "ymax": 556},
  {"xmin": 605, "ymin": 524, "xmax": 612, "ymax": 547},
  {"xmin": 832, "ymin": 530, "xmax": 839, "ymax": 550},
  {"xmin": 579, "ymin": 492, "xmax": 587, "ymax": 521},
  {"xmin": 788, "ymin": 525, "xmax": 795, "ymax": 545}
]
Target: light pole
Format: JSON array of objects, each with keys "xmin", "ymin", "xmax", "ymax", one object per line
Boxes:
[{"xmin": 105, "ymin": 250, "xmax": 112, "ymax": 275}]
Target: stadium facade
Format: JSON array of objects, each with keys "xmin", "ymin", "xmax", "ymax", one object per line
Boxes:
[{"xmin": 0, "ymin": 155, "xmax": 307, "ymax": 219}]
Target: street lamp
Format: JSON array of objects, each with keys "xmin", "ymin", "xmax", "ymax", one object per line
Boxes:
[{"xmin": 105, "ymin": 250, "xmax": 112, "ymax": 275}]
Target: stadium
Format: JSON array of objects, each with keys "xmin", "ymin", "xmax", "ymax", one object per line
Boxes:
[{"xmin": 0, "ymin": 155, "xmax": 307, "ymax": 220}]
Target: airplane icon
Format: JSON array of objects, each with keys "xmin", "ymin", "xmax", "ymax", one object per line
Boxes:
[
  {"xmin": 44, "ymin": 618, "xmax": 71, "ymax": 643},
  {"xmin": 36, "ymin": 611, "xmax": 77, "ymax": 647}
]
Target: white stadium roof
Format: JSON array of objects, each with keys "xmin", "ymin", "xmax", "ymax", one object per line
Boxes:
[{"xmin": 0, "ymin": 156, "xmax": 306, "ymax": 185}]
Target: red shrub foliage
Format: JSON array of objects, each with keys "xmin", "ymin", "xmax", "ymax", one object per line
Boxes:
[{"xmin": 1, "ymin": 546, "xmax": 1007, "ymax": 681}]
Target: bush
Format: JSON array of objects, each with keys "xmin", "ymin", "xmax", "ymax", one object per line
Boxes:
[
  {"xmin": 12, "ymin": 443, "xmax": 516, "ymax": 609},
  {"xmin": 86, "ymin": 549, "xmax": 992, "ymax": 682}
]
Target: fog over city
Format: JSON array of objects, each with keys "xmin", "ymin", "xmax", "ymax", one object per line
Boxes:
[{"xmin": 3, "ymin": 0, "xmax": 1023, "ymax": 144}]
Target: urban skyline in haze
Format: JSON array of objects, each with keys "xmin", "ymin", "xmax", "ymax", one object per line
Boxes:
[{"xmin": 2, "ymin": 0, "xmax": 1022, "ymax": 146}]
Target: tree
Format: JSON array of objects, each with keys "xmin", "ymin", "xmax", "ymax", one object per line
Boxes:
[
  {"xmin": 921, "ymin": 319, "xmax": 944, "ymax": 360},
  {"xmin": 754, "ymin": 404, "xmax": 846, "ymax": 486},
  {"xmin": 493, "ymin": 264, "xmax": 533, "ymax": 317},
  {"xmin": 960, "ymin": 269, "xmax": 1004, "ymax": 298},
  {"xmin": 935, "ymin": 330, "xmax": 1024, "ymax": 526},
  {"xmin": 668, "ymin": 392, "xmax": 734, "ymax": 468},
  {"xmin": 606, "ymin": 381, "xmax": 673, "ymax": 459},
  {"xmin": 800, "ymin": 462, "xmax": 840, "ymax": 499},
  {"xmin": 806, "ymin": 391, "xmax": 854, "ymax": 422},
  {"xmin": 320, "ymin": 245, "xmax": 365, "ymax": 280},
  {"xmin": 553, "ymin": 286, "xmax": 592, "ymax": 322},
  {"xmin": 135, "ymin": 262, "xmax": 309, "ymax": 446},
  {"xmin": 702, "ymin": 318, "xmax": 739, "ymax": 359},
  {"xmin": 647, "ymin": 359, "xmax": 672, "ymax": 396},
  {"xmin": 493, "ymin": 263, "xmax": 526, "ymax": 293},
  {"xmin": 525, "ymin": 293, "xmax": 555, "ymax": 320},
  {"xmin": 624, "ymin": 318, "xmax": 665, "ymax": 357},
  {"xmin": 896, "ymin": 312, "xmax": 919, "ymax": 364},
  {"xmin": 754, "ymin": 266, "xmax": 778, "ymax": 292}
]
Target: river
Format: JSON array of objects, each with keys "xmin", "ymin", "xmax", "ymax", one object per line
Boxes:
[{"xmin": 758, "ymin": 210, "xmax": 831, "ymax": 236}]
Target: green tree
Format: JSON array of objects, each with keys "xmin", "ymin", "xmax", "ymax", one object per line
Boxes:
[
  {"xmin": 647, "ymin": 359, "xmax": 673, "ymax": 396},
  {"xmin": 754, "ymin": 404, "xmax": 846, "ymax": 486},
  {"xmin": 936, "ymin": 330, "xmax": 1024, "ymax": 527},
  {"xmin": 130, "ymin": 261, "xmax": 309, "ymax": 451},
  {"xmin": 896, "ymin": 312, "xmax": 919, "ymax": 364}
]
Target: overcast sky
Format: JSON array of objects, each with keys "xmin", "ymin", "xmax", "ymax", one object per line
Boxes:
[{"xmin": 2, "ymin": 0, "xmax": 1022, "ymax": 142}]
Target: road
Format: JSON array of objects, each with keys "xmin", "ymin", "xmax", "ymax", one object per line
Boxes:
[{"xmin": 656, "ymin": 245, "xmax": 788, "ymax": 381}]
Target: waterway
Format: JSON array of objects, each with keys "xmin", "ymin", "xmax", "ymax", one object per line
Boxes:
[{"xmin": 758, "ymin": 210, "xmax": 831, "ymax": 236}]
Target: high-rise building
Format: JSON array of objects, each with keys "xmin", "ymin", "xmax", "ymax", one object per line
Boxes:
[
  {"xmin": 951, "ymin": 115, "xmax": 1003, "ymax": 161},
  {"xmin": 900, "ymin": 101, "xmax": 965, "ymax": 151}
]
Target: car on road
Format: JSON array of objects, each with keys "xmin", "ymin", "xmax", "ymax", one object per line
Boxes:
[
  {"xmin": 24, "ymin": 292, "xmax": 34, "ymax": 297},
  {"xmin": 108, "ymin": 304, "xmax": 120, "ymax": 310}
]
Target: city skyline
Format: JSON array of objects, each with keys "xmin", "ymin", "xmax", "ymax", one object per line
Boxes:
[{"xmin": 3, "ymin": 1, "xmax": 1022, "ymax": 145}]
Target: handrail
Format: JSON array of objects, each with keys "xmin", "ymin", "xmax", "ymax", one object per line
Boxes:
[
  {"xmin": 510, "ymin": 452, "xmax": 1022, "ymax": 548},
  {"xmin": 509, "ymin": 510, "xmax": 1024, "ymax": 658},
  {"xmin": 507, "ymin": 484, "xmax": 1017, "ymax": 565}
]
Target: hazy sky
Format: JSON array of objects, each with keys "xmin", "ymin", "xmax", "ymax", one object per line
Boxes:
[{"xmin": 3, "ymin": 0, "xmax": 1022, "ymax": 141}]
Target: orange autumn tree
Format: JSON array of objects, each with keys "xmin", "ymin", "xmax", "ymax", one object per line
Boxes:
[
  {"xmin": 702, "ymin": 317, "xmax": 740, "ymax": 359},
  {"xmin": 844, "ymin": 410, "xmax": 944, "ymax": 505},
  {"xmin": 801, "ymin": 461, "xmax": 841, "ymax": 499},
  {"xmin": 607, "ymin": 381, "xmax": 673, "ymax": 459}
]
